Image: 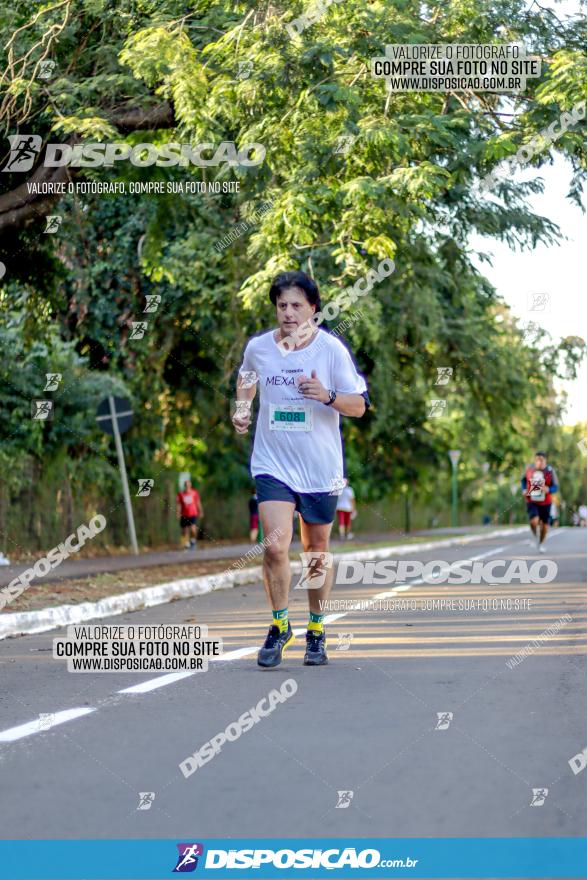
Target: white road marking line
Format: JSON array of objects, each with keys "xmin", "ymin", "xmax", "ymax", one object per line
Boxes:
[
  {"xmin": 0, "ymin": 708, "xmax": 96, "ymax": 743},
  {"xmin": 118, "ymin": 670, "xmax": 196, "ymax": 694}
]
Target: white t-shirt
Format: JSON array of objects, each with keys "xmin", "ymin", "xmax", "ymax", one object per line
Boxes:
[
  {"xmin": 239, "ymin": 329, "xmax": 367, "ymax": 493},
  {"xmin": 336, "ymin": 486, "xmax": 355, "ymax": 512}
]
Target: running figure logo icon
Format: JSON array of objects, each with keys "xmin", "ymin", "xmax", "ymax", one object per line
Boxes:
[
  {"xmin": 336, "ymin": 633, "xmax": 354, "ymax": 651},
  {"xmin": 173, "ymin": 843, "xmax": 204, "ymax": 872},
  {"xmin": 136, "ymin": 479, "xmax": 154, "ymax": 497},
  {"xmin": 435, "ymin": 367, "xmax": 453, "ymax": 385},
  {"xmin": 137, "ymin": 792, "xmax": 155, "ymax": 810},
  {"xmin": 238, "ymin": 370, "xmax": 258, "ymax": 389},
  {"xmin": 144, "ymin": 294, "xmax": 161, "ymax": 313},
  {"xmin": 1, "ymin": 134, "xmax": 42, "ymax": 172},
  {"xmin": 427, "ymin": 399, "xmax": 447, "ymax": 418},
  {"xmin": 44, "ymin": 215, "xmax": 62, "ymax": 233},
  {"xmin": 294, "ymin": 552, "xmax": 333, "ymax": 590},
  {"xmin": 44, "ymin": 373, "xmax": 62, "ymax": 391},
  {"xmin": 435, "ymin": 712, "xmax": 453, "ymax": 730},
  {"xmin": 129, "ymin": 321, "xmax": 148, "ymax": 340},
  {"xmin": 335, "ymin": 790, "xmax": 354, "ymax": 808},
  {"xmin": 530, "ymin": 788, "xmax": 548, "ymax": 806},
  {"xmin": 31, "ymin": 400, "xmax": 54, "ymax": 420}
]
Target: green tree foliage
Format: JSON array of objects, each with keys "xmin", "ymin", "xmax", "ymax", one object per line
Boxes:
[{"xmin": 1, "ymin": 0, "xmax": 585, "ymax": 550}]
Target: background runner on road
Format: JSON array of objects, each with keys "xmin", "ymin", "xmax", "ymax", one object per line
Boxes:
[
  {"xmin": 176, "ymin": 479, "xmax": 204, "ymax": 549},
  {"xmin": 521, "ymin": 452, "xmax": 559, "ymax": 552},
  {"xmin": 336, "ymin": 479, "xmax": 357, "ymax": 540}
]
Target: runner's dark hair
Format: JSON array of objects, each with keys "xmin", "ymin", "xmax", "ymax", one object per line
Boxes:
[
  {"xmin": 269, "ymin": 270, "xmax": 322, "ymax": 313},
  {"xmin": 535, "ymin": 451, "xmax": 547, "ymax": 457}
]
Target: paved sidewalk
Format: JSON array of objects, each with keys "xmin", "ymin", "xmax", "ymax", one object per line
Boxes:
[{"xmin": 0, "ymin": 525, "xmax": 503, "ymax": 588}]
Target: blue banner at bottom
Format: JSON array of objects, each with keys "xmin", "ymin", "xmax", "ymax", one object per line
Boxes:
[{"xmin": 1, "ymin": 838, "xmax": 586, "ymax": 879}]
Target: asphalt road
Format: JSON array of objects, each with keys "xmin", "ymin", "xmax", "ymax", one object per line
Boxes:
[
  {"xmin": 0, "ymin": 527, "xmax": 585, "ymax": 841},
  {"xmin": 0, "ymin": 525, "xmax": 485, "ymax": 587}
]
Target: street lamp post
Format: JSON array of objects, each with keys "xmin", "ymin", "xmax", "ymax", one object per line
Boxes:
[
  {"xmin": 449, "ymin": 450, "xmax": 461, "ymax": 528},
  {"xmin": 481, "ymin": 461, "xmax": 490, "ymax": 524}
]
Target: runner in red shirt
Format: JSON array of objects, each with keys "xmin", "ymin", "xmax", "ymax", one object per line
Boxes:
[
  {"xmin": 176, "ymin": 480, "xmax": 203, "ymax": 548},
  {"xmin": 521, "ymin": 452, "xmax": 559, "ymax": 553}
]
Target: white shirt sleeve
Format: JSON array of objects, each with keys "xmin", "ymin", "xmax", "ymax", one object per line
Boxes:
[
  {"xmin": 239, "ymin": 338, "xmax": 257, "ymax": 376},
  {"xmin": 331, "ymin": 339, "xmax": 367, "ymax": 394}
]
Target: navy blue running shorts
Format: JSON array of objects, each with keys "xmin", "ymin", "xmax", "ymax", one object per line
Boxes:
[
  {"xmin": 526, "ymin": 502, "xmax": 551, "ymax": 523},
  {"xmin": 254, "ymin": 474, "xmax": 338, "ymax": 525}
]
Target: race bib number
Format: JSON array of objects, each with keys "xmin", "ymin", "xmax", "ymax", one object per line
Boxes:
[
  {"xmin": 269, "ymin": 404, "xmax": 312, "ymax": 431},
  {"xmin": 530, "ymin": 487, "xmax": 546, "ymax": 502}
]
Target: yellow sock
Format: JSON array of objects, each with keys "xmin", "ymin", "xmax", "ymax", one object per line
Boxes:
[
  {"xmin": 273, "ymin": 608, "xmax": 288, "ymax": 632},
  {"xmin": 308, "ymin": 613, "xmax": 324, "ymax": 633}
]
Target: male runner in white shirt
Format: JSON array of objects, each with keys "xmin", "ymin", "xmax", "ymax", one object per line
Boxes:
[{"xmin": 232, "ymin": 270, "xmax": 369, "ymax": 667}]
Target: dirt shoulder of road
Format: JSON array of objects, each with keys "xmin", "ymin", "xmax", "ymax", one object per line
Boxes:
[{"xmin": 1, "ymin": 535, "xmax": 467, "ymax": 615}]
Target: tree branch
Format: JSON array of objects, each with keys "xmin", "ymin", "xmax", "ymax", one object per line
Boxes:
[{"xmin": 0, "ymin": 102, "xmax": 176, "ymax": 233}]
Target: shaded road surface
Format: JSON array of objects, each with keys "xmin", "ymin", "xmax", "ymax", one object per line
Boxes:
[{"xmin": 0, "ymin": 527, "xmax": 585, "ymax": 839}]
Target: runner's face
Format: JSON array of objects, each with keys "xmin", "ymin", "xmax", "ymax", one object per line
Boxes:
[
  {"xmin": 534, "ymin": 455, "xmax": 546, "ymax": 470},
  {"xmin": 275, "ymin": 287, "xmax": 316, "ymax": 337}
]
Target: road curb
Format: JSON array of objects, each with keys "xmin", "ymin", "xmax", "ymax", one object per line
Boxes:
[{"xmin": 0, "ymin": 528, "xmax": 525, "ymax": 639}]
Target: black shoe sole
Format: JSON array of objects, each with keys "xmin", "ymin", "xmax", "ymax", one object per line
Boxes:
[{"xmin": 303, "ymin": 653, "xmax": 329, "ymax": 666}]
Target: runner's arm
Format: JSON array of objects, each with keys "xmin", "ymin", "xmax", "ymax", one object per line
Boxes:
[
  {"xmin": 330, "ymin": 393, "xmax": 366, "ymax": 417},
  {"xmin": 549, "ymin": 468, "xmax": 559, "ymax": 494},
  {"xmin": 521, "ymin": 475, "xmax": 527, "ymax": 493}
]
